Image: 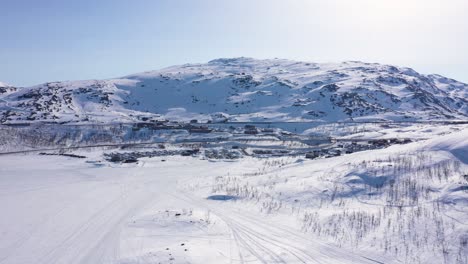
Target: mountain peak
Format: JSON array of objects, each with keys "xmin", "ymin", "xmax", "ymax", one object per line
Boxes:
[
  {"xmin": 208, "ymin": 57, "xmax": 257, "ymax": 64},
  {"xmin": 0, "ymin": 82, "xmax": 11, "ymax": 88}
]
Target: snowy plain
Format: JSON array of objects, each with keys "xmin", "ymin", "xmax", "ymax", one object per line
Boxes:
[
  {"xmin": 0, "ymin": 155, "xmax": 385, "ymax": 264},
  {"xmin": 0, "ymin": 123, "xmax": 466, "ymax": 264}
]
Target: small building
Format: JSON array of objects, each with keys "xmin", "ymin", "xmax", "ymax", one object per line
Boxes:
[
  {"xmin": 181, "ymin": 149, "xmax": 200, "ymax": 156},
  {"xmin": 244, "ymin": 128, "xmax": 258, "ymax": 135},
  {"xmin": 188, "ymin": 126, "xmax": 212, "ymax": 133},
  {"xmin": 244, "ymin": 124, "xmax": 258, "ymax": 134},
  {"xmin": 370, "ymin": 139, "xmax": 390, "ymax": 147},
  {"xmin": 305, "ymin": 150, "xmax": 321, "ymax": 159}
]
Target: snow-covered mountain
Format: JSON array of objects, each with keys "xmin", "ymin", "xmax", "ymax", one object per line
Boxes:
[
  {"xmin": 0, "ymin": 82, "xmax": 17, "ymax": 96},
  {"xmin": 1, "ymin": 58, "xmax": 467, "ymax": 124}
]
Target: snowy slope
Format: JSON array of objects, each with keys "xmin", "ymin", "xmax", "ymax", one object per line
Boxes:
[
  {"xmin": 191, "ymin": 127, "xmax": 468, "ymax": 264},
  {"xmin": 1, "ymin": 58, "xmax": 467, "ymax": 123},
  {"xmin": 0, "ymin": 82, "xmax": 17, "ymax": 97}
]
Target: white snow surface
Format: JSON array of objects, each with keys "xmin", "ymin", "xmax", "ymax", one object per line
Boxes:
[
  {"xmin": 0, "ymin": 125, "xmax": 467, "ymax": 264},
  {"xmin": 0, "ymin": 155, "xmax": 383, "ymax": 264}
]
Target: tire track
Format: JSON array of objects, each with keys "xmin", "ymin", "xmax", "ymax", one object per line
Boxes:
[
  {"xmin": 173, "ymin": 192, "xmax": 320, "ymax": 263},
  {"xmin": 175, "ymin": 191, "xmax": 383, "ymax": 264}
]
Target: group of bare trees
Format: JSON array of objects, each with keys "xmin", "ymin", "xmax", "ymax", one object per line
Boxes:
[{"xmin": 208, "ymin": 152, "xmax": 468, "ymax": 263}]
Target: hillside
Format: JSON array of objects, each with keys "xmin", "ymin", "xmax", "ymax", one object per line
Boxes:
[{"xmin": 1, "ymin": 58, "xmax": 467, "ymax": 124}]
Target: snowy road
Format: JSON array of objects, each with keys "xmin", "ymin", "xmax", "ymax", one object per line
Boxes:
[{"xmin": 0, "ymin": 154, "xmax": 385, "ymax": 264}]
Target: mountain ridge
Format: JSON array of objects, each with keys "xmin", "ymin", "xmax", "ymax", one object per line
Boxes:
[{"xmin": 1, "ymin": 58, "xmax": 467, "ymax": 124}]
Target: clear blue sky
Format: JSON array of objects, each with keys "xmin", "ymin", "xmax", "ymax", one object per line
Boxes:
[{"xmin": 2, "ymin": 0, "xmax": 468, "ymax": 86}]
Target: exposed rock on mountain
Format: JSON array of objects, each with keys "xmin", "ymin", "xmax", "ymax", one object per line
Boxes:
[{"xmin": 1, "ymin": 58, "xmax": 467, "ymax": 123}]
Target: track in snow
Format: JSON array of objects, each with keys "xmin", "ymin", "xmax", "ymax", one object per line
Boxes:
[{"xmin": 0, "ymin": 155, "xmax": 387, "ymax": 264}]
